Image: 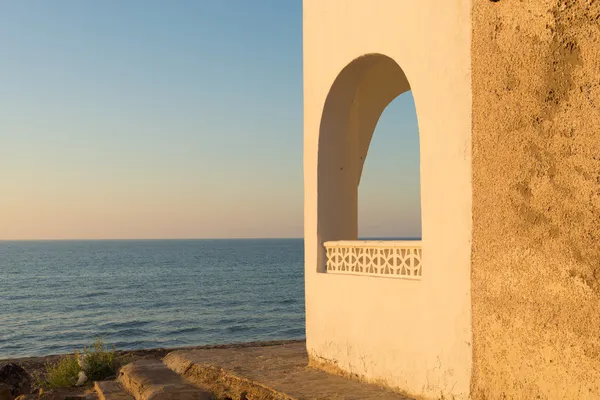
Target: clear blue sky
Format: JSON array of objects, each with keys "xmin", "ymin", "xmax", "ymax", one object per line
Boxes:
[{"xmin": 0, "ymin": 0, "xmax": 420, "ymax": 240}]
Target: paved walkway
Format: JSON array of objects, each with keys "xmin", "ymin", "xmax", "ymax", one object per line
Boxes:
[{"xmin": 164, "ymin": 341, "xmax": 413, "ymax": 400}]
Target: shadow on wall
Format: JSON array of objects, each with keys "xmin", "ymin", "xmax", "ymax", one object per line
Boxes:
[{"xmin": 317, "ymin": 54, "xmax": 421, "ymax": 261}]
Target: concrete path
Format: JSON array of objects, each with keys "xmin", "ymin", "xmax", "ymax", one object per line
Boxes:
[{"xmin": 163, "ymin": 342, "xmax": 413, "ymax": 400}]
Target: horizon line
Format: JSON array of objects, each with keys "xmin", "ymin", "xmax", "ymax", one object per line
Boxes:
[
  {"xmin": 0, "ymin": 236, "xmax": 422, "ymax": 243},
  {"xmin": 0, "ymin": 237, "xmax": 304, "ymax": 242}
]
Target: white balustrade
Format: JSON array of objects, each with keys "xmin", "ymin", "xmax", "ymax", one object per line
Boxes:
[{"xmin": 324, "ymin": 240, "xmax": 422, "ymax": 279}]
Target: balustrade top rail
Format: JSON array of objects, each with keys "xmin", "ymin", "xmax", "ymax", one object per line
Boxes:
[{"xmin": 324, "ymin": 240, "xmax": 422, "ymax": 279}]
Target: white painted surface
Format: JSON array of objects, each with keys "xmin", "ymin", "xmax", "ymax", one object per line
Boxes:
[
  {"xmin": 324, "ymin": 240, "xmax": 422, "ymax": 279},
  {"xmin": 303, "ymin": 1, "xmax": 473, "ymax": 398}
]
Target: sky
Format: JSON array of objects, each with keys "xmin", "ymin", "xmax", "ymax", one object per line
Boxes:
[{"xmin": 0, "ymin": 0, "xmax": 421, "ymax": 240}]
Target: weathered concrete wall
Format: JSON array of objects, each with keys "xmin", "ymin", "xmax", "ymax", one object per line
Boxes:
[{"xmin": 471, "ymin": 0, "xmax": 600, "ymax": 398}]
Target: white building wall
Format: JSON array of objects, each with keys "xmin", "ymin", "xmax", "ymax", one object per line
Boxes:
[{"xmin": 303, "ymin": 1, "xmax": 473, "ymax": 398}]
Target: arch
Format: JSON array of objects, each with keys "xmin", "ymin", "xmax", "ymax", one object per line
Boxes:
[{"xmin": 317, "ymin": 53, "xmax": 415, "ymax": 269}]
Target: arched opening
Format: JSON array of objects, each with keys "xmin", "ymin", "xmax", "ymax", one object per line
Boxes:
[
  {"xmin": 358, "ymin": 92, "xmax": 421, "ymax": 239},
  {"xmin": 317, "ymin": 53, "xmax": 421, "ymax": 276}
]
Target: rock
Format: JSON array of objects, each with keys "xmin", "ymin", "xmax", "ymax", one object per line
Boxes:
[
  {"xmin": 37, "ymin": 389, "xmax": 57, "ymax": 400},
  {"xmin": 37, "ymin": 390, "xmax": 81, "ymax": 400},
  {"xmin": 0, "ymin": 364, "xmax": 31, "ymax": 397},
  {"xmin": 76, "ymin": 356, "xmax": 88, "ymax": 372},
  {"xmin": 0, "ymin": 383, "xmax": 12, "ymax": 400},
  {"xmin": 74, "ymin": 372, "xmax": 87, "ymax": 387},
  {"xmin": 13, "ymin": 395, "xmax": 36, "ymax": 400}
]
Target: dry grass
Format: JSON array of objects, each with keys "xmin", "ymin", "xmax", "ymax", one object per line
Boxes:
[
  {"xmin": 40, "ymin": 355, "xmax": 80, "ymax": 388},
  {"xmin": 40, "ymin": 338, "xmax": 118, "ymax": 389}
]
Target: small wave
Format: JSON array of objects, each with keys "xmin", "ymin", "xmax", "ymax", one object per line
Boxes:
[
  {"xmin": 272, "ymin": 327, "xmax": 306, "ymax": 337},
  {"xmin": 0, "ymin": 342, "xmax": 28, "ymax": 351},
  {"xmin": 76, "ymin": 291, "xmax": 111, "ymax": 299},
  {"xmin": 98, "ymin": 320, "xmax": 151, "ymax": 330},
  {"xmin": 113, "ymin": 328, "xmax": 151, "ymax": 338},
  {"xmin": 214, "ymin": 316, "xmax": 240, "ymax": 325},
  {"xmin": 110, "ymin": 340, "xmax": 156, "ymax": 350},
  {"xmin": 3, "ymin": 295, "xmax": 34, "ymax": 301},
  {"xmin": 169, "ymin": 326, "xmax": 205, "ymax": 335},
  {"xmin": 226, "ymin": 324, "xmax": 252, "ymax": 333}
]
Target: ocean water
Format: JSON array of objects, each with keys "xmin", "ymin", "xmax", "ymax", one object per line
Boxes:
[{"xmin": 0, "ymin": 239, "xmax": 305, "ymax": 359}]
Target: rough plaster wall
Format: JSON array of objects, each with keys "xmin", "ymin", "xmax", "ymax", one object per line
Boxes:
[{"xmin": 471, "ymin": 0, "xmax": 600, "ymax": 398}]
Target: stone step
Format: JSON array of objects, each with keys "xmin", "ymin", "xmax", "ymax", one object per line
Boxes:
[
  {"xmin": 164, "ymin": 351, "xmax": 288, "ymax": 400},
  {"xmin": 94, "ymin": 381, "xmax": 133, "ymax": 400},
  {"xmin": 117, "ymin": 360, "xmax": 212, "ymax": 400}
]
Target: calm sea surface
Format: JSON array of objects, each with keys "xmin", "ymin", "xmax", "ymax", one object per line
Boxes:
[{"xmin": 0, "ymin": 239, "xmax": 305, "ymax": 359}]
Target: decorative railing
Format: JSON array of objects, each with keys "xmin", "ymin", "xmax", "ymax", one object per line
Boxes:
[{"xmin": 324, "ymin": 240, "xmax": 422, "ymax": 279}]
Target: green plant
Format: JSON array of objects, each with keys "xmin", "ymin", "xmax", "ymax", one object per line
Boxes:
[
  {"xmin": 42, "ymin": 355, "xmax": 80, "ymax": 388},
  {"xmin": 81, "ymin": 337, "xmax": 118, "ymax": 381},
  {"xmin": 41, "ymin": 337, "xmax": 118, "ymax": 388}
]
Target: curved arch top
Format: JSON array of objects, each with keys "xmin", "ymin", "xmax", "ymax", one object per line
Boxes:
[
  {"xmin": 320, "ymin": 53, "xmax": 412, "ymax": 181},
  {"xmin": 317, "ymin": 53, "xmax": 415, "ymax": 249}
]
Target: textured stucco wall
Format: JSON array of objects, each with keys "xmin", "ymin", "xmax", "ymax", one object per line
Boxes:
[{"xmin": 471, "ymin": 0, "xmax": 600, "ymax": 398}]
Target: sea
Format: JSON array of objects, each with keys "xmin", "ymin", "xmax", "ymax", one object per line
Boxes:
[{"xmin": 0, "ymin": 239, "xmax": 305, "ymax": 359}]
